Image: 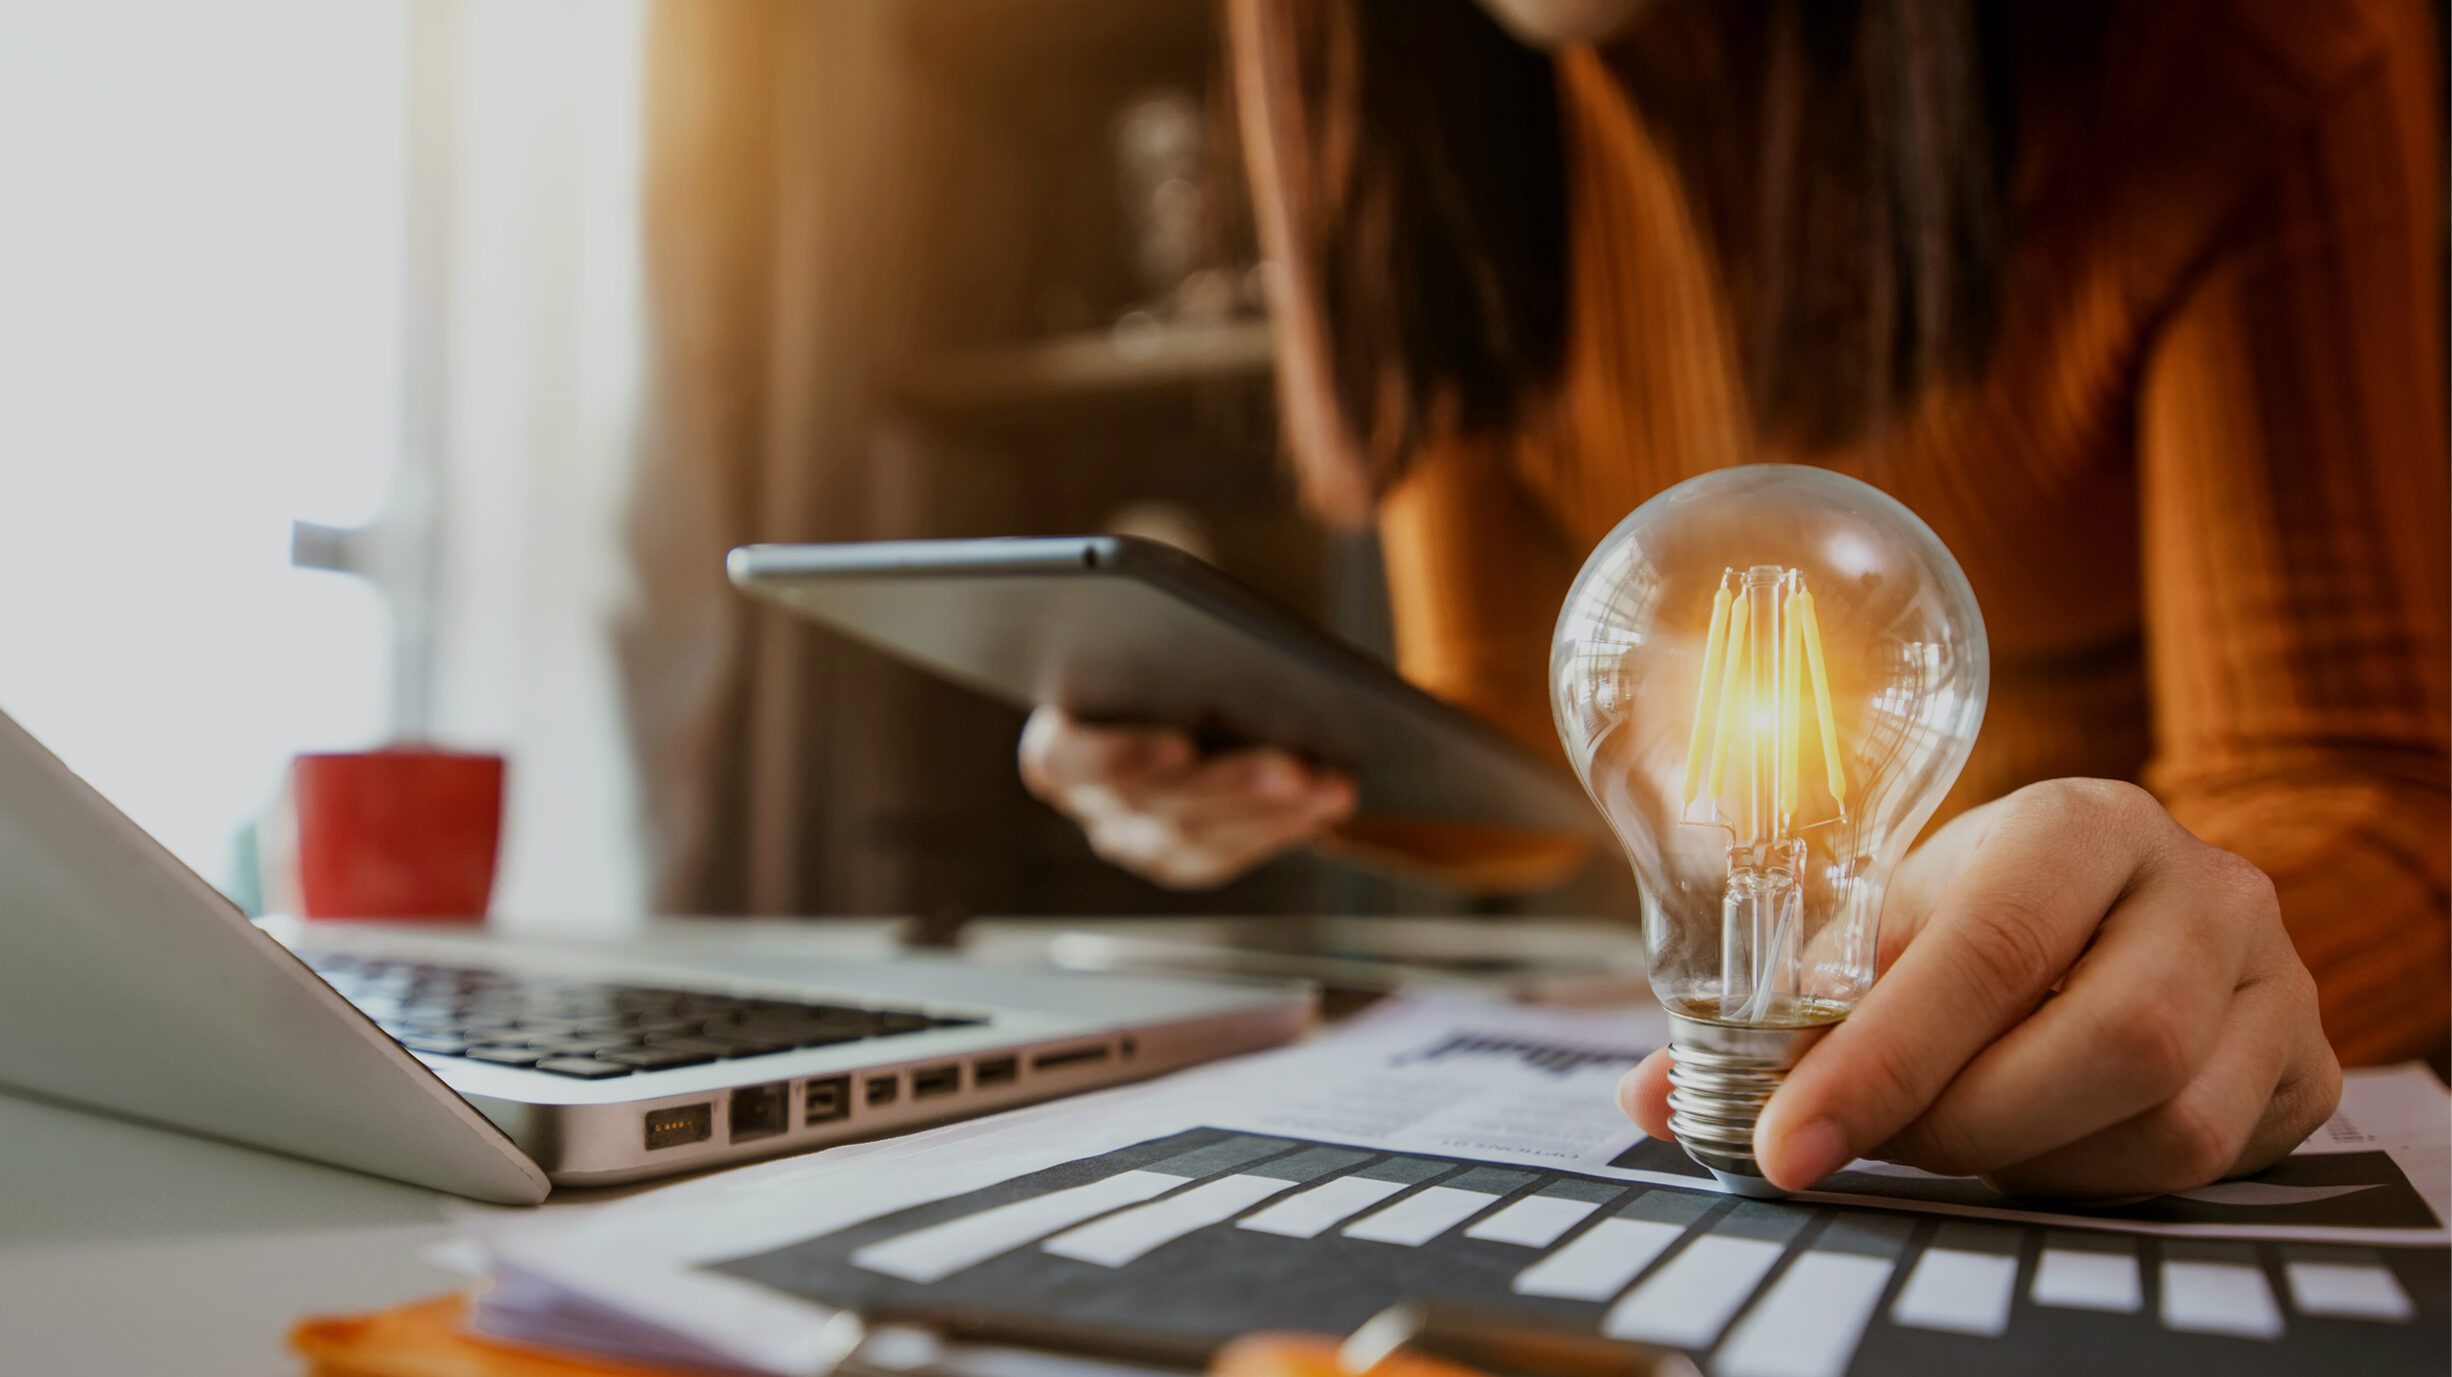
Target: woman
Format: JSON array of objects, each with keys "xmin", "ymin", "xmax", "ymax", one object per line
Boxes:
[{"xmin": 1023, "ymin": 0, "xmax": 2446, "ymax": 1197}]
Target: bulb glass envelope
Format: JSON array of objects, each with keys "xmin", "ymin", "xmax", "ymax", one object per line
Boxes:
[{"xmin": 1551, "ymin": 465, "xmax": 1988, "ymax": 1025}]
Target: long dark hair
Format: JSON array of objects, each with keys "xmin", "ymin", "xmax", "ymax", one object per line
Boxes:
[{"xmin": 1283, "ymin": 0, "xmax": 2021, "ymax": 481}]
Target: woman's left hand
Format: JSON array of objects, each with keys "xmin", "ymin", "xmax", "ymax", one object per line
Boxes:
[{"xmin": 1618, "ymin": 778, "xmax": 2343, "ymax": 1197}]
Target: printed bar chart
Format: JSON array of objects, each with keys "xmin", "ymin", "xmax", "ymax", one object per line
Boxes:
[
  {"xmin": 1885, "ymin": 1223, "xmax": 2021, "ymax": 1336},
  {"xmin": 2281, "ymin": 1245, "xmax": 2417, "ymax": 1321},
  {"xmin": 1603, "ymin": 1202, "xmax": 1807, "ymax": 1347},
  {"xmin": 1465, "ymin": 1183, "xmax": 1618, "ymax": 1248},
  {"xmin": 713, "ymin": 1127, "xmax": 2450, "ymax": 1377},
  {"xmin": 849, "ymin": 1169, "xmax": 1185, "ymax": 1283},
  {"xmin": 2032, "ymin": 1231, "xmax": 2144, "ymax": 1312},
  {"xmin": 1345, "ymin": 1168, "xmax": 1534, "ymax": 1246},
  {"xmin": 1713, "ymin": 1217, "xmax": 1912, "ymax": 1377},
  {"xmin": 1514, "ymin": 1192, "xmax": 1716, "ymax": 1302}
]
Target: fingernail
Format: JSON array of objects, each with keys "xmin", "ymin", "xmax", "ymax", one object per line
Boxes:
[
  {"xmin": 1614, "ymin": 1067, "xmax": 1649, "ymax": 1125},
  {"xmin": 1773, "ymin": 1117, "xmax": 1850, "ymax": 1188}
]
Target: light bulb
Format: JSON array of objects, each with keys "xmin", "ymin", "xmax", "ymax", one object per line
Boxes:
[{"xmin": 1551, "ymin": 465, "xmax": 1988, "ymax": 1195}]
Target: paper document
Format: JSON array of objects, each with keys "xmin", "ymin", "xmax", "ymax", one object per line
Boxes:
[{"xmin": 478, "ymin": 999, "xmax": 2450, "ymax": 1377}]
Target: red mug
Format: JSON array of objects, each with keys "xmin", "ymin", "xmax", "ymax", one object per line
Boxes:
[{"xmin": 291, "ymin": 749, "xmax": 505, "ymax": 920}]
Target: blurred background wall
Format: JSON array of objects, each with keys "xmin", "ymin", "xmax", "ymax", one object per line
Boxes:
[
  {"xmin": 0, "ymin": 0, "xmax": 1475, "ymax": 926},
  {"xmin": 621, "ymin": 0, "xmax": 1427, "ymax": 922},
  {"xmin": 2, "ymin": 0, "xmax": 653, "ymax": 923}
]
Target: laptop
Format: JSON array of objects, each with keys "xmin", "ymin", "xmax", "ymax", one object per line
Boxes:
[{"xmin": 0, "ymin": 708, "xmax": 1314, "ymax": 1203}]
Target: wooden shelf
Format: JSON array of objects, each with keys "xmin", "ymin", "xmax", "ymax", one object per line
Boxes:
[{"xmin": 893, "ymin": 319, "xmax": 1274, "ymax": 415}]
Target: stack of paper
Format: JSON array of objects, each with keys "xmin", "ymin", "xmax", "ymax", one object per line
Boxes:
[{"xmin": 465, "ymin": 999, "xmax": 2451, "ymax": 1377}]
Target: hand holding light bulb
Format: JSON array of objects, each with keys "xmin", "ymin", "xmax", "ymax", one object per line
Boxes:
[
  {"xmin": 1554, "ymin": 466, "xmax": 2339, "ymax": 1198},
  {"xmin": 1618, "ymin": 778, "xmax": 2342, "ymax": 1197}
]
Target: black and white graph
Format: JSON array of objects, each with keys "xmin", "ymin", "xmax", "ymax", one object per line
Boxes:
[
  {"xmin": 477, "ymin": 1000, "xmax": 2451, "ymax": 1377},
  {"xmin": 714, "ymin": 1126, "xmax": 2448, "ymax": 1377}
]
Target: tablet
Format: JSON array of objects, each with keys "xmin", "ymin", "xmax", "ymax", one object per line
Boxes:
[{"xmin": 726, "ymin": 536, "xmax": 1601, "ymax": 834}]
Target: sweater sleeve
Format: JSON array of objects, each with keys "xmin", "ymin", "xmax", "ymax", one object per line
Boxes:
[
  {"xmin": 2135, "ymin": 18, "xmax": 2449, "ymax": 1067},
  {"xmin": 1313, "ymin": 430, "xmax": 1596, "ymax": 894},
  {"xmin": 1378, "ymin": 430, "xmax": 1584, "ymax": 765}
]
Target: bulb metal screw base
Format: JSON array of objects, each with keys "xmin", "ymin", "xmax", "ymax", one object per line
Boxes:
[{"xmin": 1663, "ymin": 1011, "xmax": 1833, "ymax": 1199}]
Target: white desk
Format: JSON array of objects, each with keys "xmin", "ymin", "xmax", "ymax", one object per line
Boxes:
[{"xmin": 0, "ymin": 1089, "xmax": 463, "ymax": 1376}]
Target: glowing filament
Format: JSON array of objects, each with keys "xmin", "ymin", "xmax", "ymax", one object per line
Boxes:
[
  {"xmin": 1680, "ymin": 584, "xmax": 1735, "ymax": 807},
  {"xmin": 1706, "ymin": 595, "xmax": 1749, "ymax": 803},
  {"xmin": 1683, "ymin": 570, "xmax": 1847, "ymax": 831},
  {"xmin": 1797, "ymin": 589, "xmax": 1847, "ymax": 808},
  {"xmin": 1779, "ymin": 582, "xmax": 1802, "ymax": 824}
]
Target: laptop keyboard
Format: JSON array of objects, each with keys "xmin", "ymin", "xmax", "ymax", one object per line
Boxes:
[{"xmin": 302, "ymin": 953, "xmax": 983, "ymax": 1080}]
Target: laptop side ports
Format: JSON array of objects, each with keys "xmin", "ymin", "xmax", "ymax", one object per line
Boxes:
[
  {"xmin": 804, "ymin": 1075, "xmax": 852, "ymax": 1126},
  {"xmin": 644, "ymin": 1103, "xmax": 713, "ymax": 1150},
  {"xmin": 729, "ymin": 1083, "xmax": 789, "ymax": 1142},
  {"xmin": 1030, "ymin": 1043, "xmax": 1112, "ymax": 1071}
]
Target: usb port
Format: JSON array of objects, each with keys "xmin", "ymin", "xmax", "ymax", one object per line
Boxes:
[
  {"xmin": 1030, "ymin": 1044, "xmax": 1111, "ymax": 1071},
  {"xmin": 866, "ymin": 1074, "xmax": 900, "ymax": 1107},
  {"xmin": 804, "ymin": 1075, "xmax": 852, "ymax": 1125},
  {"xmin": 974, "ymin": 1055, "xmax": 1018, "ymax": 1087},
  {"xmin": 911, "ymin": 1063, "xmax": 961, "ymax": 1099},
  {"xmin": 643, "ymin": 1103, "xmax": 712, "ymax": 1150}
]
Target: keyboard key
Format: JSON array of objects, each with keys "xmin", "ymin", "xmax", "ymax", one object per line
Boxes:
[
  {"xmin": 524, "ymin": 1035, "xmax": 620, "ymax": 1056},
  {"xmin": 308, "ymin": 953, "xmax": 971, "ymax": 1065},
  {"xmin": 641, "ymin": 1036, "xmax": 752, "ymax": 1058},
  {"xmin": 736, "ymin": 1022, "xmax": 868, "ymax": 1049},
  {"xmin": 697, "ymin": 1034, "xmax": 795, "ymax": 1057},
  {"xmin": 465, "ymin": 1045, "xmax": 550, "ymax": 1066},
  {"xmin": 601, "ymin": 1045, "xmax": 720, "ymax": 1070},
  {"xmin": 533, "ymin": 1057, "xmax": 633, "ymax": 1080}
]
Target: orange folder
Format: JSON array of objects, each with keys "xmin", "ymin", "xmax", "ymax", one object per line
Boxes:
[
  {"xmin": 292, "ymin": 1295, "xmax": 1493, "ymax": 1377},
  {"xmin": 291, "ymin": 1293, "xmax": 694, "ymax": 1377}
]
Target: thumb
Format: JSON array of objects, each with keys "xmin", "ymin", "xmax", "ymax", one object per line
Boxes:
[{"xmin": 1615, "ymin": 1049, "xmax": 1676, "ymax": 1141}]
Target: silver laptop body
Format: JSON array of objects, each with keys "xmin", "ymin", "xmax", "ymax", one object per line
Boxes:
[{"xmin": 0, "ymin": 708, "xmax": 1313, "ymax": 1203}]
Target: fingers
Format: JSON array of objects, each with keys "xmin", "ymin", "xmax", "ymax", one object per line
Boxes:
[
  {"xmin": 1085, "ymin": 781, "xmax": 1352, "ymax": 890},
  {"xmin": 1018, "ymin": 707, "xmax": 1192, "ymax": 803},
  {"xmin": 1018, "ymin": 707, "xmax": 1355, "ymax": 889},
  {"xmin": 1080, "ymin": 755, "xmax": 1354, "ymax": 889},
  {"xmin": 1875, "ymin": 797, "xmax": 2005, "ymax": 971},
  {"xmin": 1757, "ymin": 779, "xmax": 2172, "ymax": 1191},
  {"xmin": 1616, "ymin": 1049, "xmax": 1675, "ymax": 1141},
  {"xmin": 1979, "ymin": 965, "xmax": 2337, "ymax": 1198},
  {"xmin": 1117, "ymin": 751, "xmax": 1348, "ymax": 826},
  {"xmin": 1867, "ymin": 846, "xmax": 2263, "ymax": 1175}
]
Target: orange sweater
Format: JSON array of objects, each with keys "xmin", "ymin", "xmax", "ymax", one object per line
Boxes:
[{"xmin": 1366, "ymin": 0, "xmax": 2448, "ymax": 1066}]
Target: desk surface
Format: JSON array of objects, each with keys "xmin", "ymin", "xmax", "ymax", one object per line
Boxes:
[{"xmin": 0, "ymin": 1088, "xmax": 464, "ymax": 1376}]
